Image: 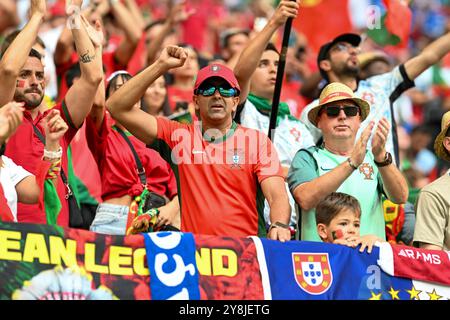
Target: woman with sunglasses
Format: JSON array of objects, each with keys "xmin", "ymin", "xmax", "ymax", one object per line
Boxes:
[
  {"xmin": 288, "ymin": 82, "xmax": 408, "ymax": 242},
  {"xmin": 85, "ymin": 70, "xmax": 180, "ymax": 235}
]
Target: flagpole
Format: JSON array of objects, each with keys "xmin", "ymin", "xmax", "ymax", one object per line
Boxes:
[{"xmin": 267, "ymin": 15, "xmax": 294, "ymax": 140}]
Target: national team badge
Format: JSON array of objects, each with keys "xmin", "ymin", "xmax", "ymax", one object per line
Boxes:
[
  {"xmin": 290, "ymin": 127, "xmax": 302, "ymax": 142},
  {"xmin": 361, "ymin": 92, "xmax": 375, "ymax": 105},
  {"xmin": 292, "ymin": 253, "xmax": 333, "ymax": 295},
  {"xmin": 359, "ymin": 163, "xmax": 374, "ymax": 180},
  {"xmin": 229, "ymin": 148, "xmax": 243, "ymax": 169},
  {"xmin": 233, "ymin": 154, "xmax": 240, "ymax": 165}
]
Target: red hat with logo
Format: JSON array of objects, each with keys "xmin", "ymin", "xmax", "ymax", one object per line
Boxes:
[{"xmin": 194, "ymin": 64, "xmax": 240, "ymax": 92}]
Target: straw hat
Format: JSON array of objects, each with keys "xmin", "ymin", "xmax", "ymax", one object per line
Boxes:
[
  {"xmin": 434, "ymin": 111, "xmax": 450, "ymax": 162},
  {"xmin": 308, "ymin": 82, "xmax": 370, "ymax": 127}
]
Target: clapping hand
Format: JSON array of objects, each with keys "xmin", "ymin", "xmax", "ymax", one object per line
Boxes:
[
  {"xmin": 0, "ymin": 102, "xmax": 24, "ymax": 145},
  {"xmin": 81, "ymin": 14, "xmax": 104, "ymax": 48},
  {"xmin": 30, "ymin": 0, "xmax": 46, "ymax": 18},
  {"xmin": 349, "ymin": 121, "xmax": 374, "ymax": 167},
  {"xmin": 371, "ymin": 117, "xmax": 390, "ymax": 162},
  {"xmin": 67, "ymin": 0, "xmax": 84, "ymax": 10},
  {"xmin": 42, "ymin": 109, "xmax": 68, "ymax": 150}
]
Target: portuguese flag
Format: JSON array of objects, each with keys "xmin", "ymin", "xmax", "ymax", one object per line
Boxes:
[
  {"xmin": 366, "ymin": 0, "xmax": 412, "ymax": 48},
  {"xmin": 40, "ymin": 147, "xmax": 80, "ymax": 225}
]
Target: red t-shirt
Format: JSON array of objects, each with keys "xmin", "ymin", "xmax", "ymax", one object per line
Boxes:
[
  {"xmin": 152, "ymin": 117, "xmax": 283, "ymax": 237},
  {"xmin": 5, "ymin": 102, "xmax": 78, "ymax": 226},
  {"xmin": 85, "ymin": 112, "xmax": 177, "ymax": 201},
  {"xmin": 70, "ymin": 123, "xmax": 102, "ymax": 203}
]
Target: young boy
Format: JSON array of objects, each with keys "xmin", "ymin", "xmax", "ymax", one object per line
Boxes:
[{"xmin": 316, "ymin": 192, "xmax": 383, "ymax": 253}]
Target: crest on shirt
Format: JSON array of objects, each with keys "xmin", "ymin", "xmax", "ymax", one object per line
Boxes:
[
  {"xmin": 361, "ymin": 92, "xmax": 375, "ymax": 105},
  {"xmin": 292, "ymin": 253, "xmax": 333, "ymax": 295},
  {"xmin": 290, "ymin": 127, "xmax": 302, "ymax": 142},
  {"xmin": 229, "ymin": 148, "xmax": 244, "ymax": 169},
  {"xmin": 359, "ymin": 163, "xmax": 374, "ymax": 180}
]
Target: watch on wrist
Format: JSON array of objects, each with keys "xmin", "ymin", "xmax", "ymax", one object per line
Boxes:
[
  {"xmin": 347, "ymin": 157, "xmax": 358, "ymax": 170},
  {"xmin": 374, "ymin": 152, "xmax": 392, "ymax": 167},
  {"xmin": 269, "ymin": 221, "xmax": 290, "ymax": 232}
]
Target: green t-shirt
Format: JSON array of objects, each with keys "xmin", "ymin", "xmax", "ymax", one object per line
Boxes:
[{"xmin": 288, "ymin": 146, "xmax": 385, "ymax": 241}]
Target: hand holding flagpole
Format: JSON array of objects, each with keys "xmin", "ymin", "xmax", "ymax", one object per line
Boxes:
[{"xmin": 268, "ymin": 0, "xmax": 299, "ymax": 140}]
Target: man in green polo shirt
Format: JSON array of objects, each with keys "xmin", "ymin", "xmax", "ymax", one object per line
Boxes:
[{"xmin": 287, "ymin": 82, "xmax": 408, "ymax": 241}]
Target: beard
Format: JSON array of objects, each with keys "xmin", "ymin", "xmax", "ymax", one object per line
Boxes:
[
  {"xmin": 14, "ymin": 90, "xmax": 44, "ymax": 109},
  {"xmin": 342, "ymin": 65, "xmax": 360, "ymax": 78},
  {"xmin": 339, "ymin": 64, "xmax": 359, "ymax": 78},
  {"xmin": 333, "ymin": 59, "xmax": 360, "ymax": 79}
]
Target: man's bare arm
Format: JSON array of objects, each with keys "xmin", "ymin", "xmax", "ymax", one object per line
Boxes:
[{"xmin": 107, "ymin": 45, "xmax": 187, "ymax": 145}]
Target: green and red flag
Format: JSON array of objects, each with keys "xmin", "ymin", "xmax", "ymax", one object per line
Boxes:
[
  {"xmin": 366, "ymin": 0, "xmax": 412, "ymax": 48},
  {"xmin": 39, "ymin": 147, "xmax": 80, "ymax": 226}
]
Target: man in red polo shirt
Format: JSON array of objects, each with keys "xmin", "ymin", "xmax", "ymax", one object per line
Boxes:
[
  {"xmin": 108, "ymin": 45, "xmax": 291, "ymax": 241},
  {"xmin": 0, "ymin": 0, "xmax": 103, "ymax": 226}
]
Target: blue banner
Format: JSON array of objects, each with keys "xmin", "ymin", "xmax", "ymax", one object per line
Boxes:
[{"xmin": 144, "ymin": 232, "xmax": 200, "ymax": 300}]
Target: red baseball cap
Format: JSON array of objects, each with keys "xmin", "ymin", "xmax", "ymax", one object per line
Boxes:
[{"xmin": 194, "ymin": 64, "xmax": 240, "ymax": 92}]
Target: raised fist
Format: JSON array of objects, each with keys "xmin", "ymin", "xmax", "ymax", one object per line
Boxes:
[{"xmin": 157, "ymin": 45, "xmax": 188, "ymax": 71}]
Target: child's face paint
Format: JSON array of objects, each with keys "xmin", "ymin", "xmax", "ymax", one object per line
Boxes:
[{"xmin": 332, "ymin": 229, "xmax": 344, "ymax": 240}]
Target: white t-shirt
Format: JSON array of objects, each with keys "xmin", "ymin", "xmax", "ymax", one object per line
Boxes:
[
  {"xmin": 0, "ymin": 155, "xmax": 33, "ymax": 221},
  {"xmin": 240, "ymin": 100, "xmax": 315, "ymax": 166},
  {"xmin": 240, "ymin": 99, "xmax": 315, "ymax": 227}
]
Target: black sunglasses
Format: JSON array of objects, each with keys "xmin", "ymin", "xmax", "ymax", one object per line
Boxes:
[{"xmin": 323, "ymin": 105, "xmax": 360, "ymax": 117}]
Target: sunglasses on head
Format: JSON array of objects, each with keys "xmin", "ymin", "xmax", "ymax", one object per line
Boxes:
[
  {"xmin": 196, "ymin": 85, "xmax": 237, "ymax": 97},
  {"xmin": 330, "ymin": 42, "xmax": 361, "ymax": 54},
  {"xmin": 322, "ymin": 105, "xmax": 360, "ymax": 117}
]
